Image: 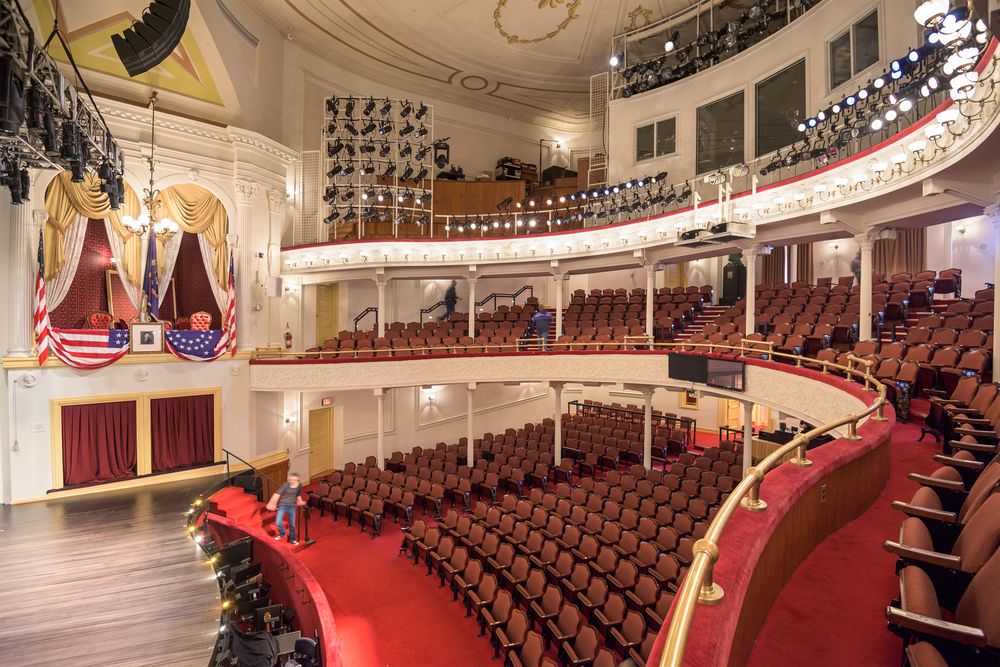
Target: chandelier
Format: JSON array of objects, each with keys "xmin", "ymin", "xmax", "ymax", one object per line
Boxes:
[{"xmin": 121, "ymin": 92, "xmax": 179, "ymax": 240}]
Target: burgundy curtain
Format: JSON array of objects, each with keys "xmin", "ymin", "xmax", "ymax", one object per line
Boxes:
[
  {"xmin": 151, "ymin": 394, "xmax": 216, "ymax": 472},
  {"xmin": 796, "ymin": 243, "xmax": 814, "ymax": 284},
  {"xmin": 761, "ymin": 246, "xmax": 786, "ymax": 285},
  {"xmin": 61, "ymin": 401, "xmax": 137, "ymax": 486}
]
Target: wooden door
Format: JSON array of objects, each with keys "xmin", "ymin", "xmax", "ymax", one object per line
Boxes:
[
  {"xmin": 316, "ymin": 284, "xmax": 338, "ymax": 345},
  {"xmin": 308, "ymin": 407, "xmax": 334, "ymax": 478},
  {"xmin": 663, "ymin": 263, "xmax": 687, "ymax": 289}
]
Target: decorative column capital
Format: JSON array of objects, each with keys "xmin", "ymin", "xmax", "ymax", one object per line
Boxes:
[
  {"xmin": 32, "ymin": 210, "xmax": 49, "ymax": 229},
  {"xmin": 645, "ymin": 263, "xmax": 656, "ymax": 276},
  {"xmin": 741, "ymin": 247, "xmax": 757, "ymax": 263},
  {"xmin": 985, "ymin": 203, "xmax": 1000, "ymax": 225},
  {"xmin": 854, "ymin": 233, "xmax": 876, "ymax": 252},
  {"xmin": 468, "ymin": 276, "xmax": 478, "ymax": 287},
  {"xmin": 233, "ymin": 179, "xmax": 259, "ymax": 205},
  {"xmin": 266, "ymin": 188, "xmax": 287, "ymax": 214}
]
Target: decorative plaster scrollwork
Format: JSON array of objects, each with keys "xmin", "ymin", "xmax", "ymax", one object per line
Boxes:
[
  {"xmin": 134, "ymin": 368, "xmax": 149, "ymax": 382},
  {"xmin": 20, "ymin": 372, "xmax": 36, "ymax": 388},
  {"xmin": 229, "ymin": 363, "xmax": 241, "ymax": 377},
  {"xmin": 267, "ymin": 189, "xmax": 287, "ymax": 214},
  {"xmin": 494, "ymin": 0, "xmax": 582, "ymax": 44},
  {"xmin": 232, "ymin": 179, "xmax": 259, "ymax": 205},
  {"xmin": 188, "ymin": 169, "xmax": 199, "ymax": 182}
]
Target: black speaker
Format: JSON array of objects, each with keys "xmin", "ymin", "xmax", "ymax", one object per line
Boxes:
[
  {"xmin": 0, "ymin": 55, "xmax": 26, "ymax": 135},
  {"xmin": 111, "ymin": 0, "xmax": 191, "ymax": 77}
]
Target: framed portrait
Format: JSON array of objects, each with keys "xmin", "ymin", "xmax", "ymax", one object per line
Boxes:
[
  {"xmin": 130, "ymin": 322, "xmax": 164, "ymax": 354},
  {"xmin": 680, "ymin": 389, "xmax": 699, "ymax": 410}
]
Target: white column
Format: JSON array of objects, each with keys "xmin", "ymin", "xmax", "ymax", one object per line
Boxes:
[
  {"xmin": 375, "ymin": 388, "xmax": 386, "ymax": 469},
  {"xmin": 553, "ymin": 272, "xmax": 564, "ymax": 341},
  {"xmin": 742, "ymin": 248, "xmax": 757, "ymax": 335},
  {"xmin": 552, "ymin": 382, "xmax": 564, "ymax": 465},
  {"xmin": 789, "ymin": 244, "xmax": 798, "ymax": 284},
  {"xmin": 467, "ymin": 383, "xmax": 476, "ymax": 468},
  {"xmin": 266, "ymin": 189, "xmax": 286, "ymax": 274},
  {"xmin": 645, "ymin": 264, "xmax": 655, "ymax": 339},
  {"xmin": 233, "ymin": 179, "xmax": 259, "ymax": 351},
  {"xmin": 376, "ymin": 276, "xmax": 388, "ymax": 338},
  {"xmin": 856, "ymin": 233, "xmax": 875, "ymax": 341},
  {"xmin": 742, "ymin": 400, "xmax": 754, "ymax": 473},
  {"xmin": 989, "ymin": 206, "xmax": 1000, "ymax": 379},
  {"xmin": 643, "ymin": 387, "xmax": 654, "ymax": 470},
  {"xmin": 7, "ymin": 206, "xmax": 39, "ymax": 356},
  {"xmin": 468, "ymin": 277, "xmax": 477, "ymax": 339}
]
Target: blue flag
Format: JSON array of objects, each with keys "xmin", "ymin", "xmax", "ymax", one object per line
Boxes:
[{"xmin": 142, "ymin": 231, "xmax": 159, "ymax": 319}]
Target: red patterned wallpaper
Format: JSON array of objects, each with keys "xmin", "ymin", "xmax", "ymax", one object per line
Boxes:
[
  {"xmin": 50, "ymin": 219, "xmax": 112, "ymax": 329},
  {"xmin": 174, "ymin": 231, "xmax": 222, "ymax": 328},
  {"xmin": 108, "ymin": 272, "xmax": 137, "ymax": 322}
]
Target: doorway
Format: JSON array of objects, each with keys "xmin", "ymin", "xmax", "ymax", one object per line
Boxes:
[
  {"xmin": 308, "ymin": 407, "xmax": 334, "ymax": 479},
  {"xmin": 316, "ymin": 284, "xmax": 338, "ymax": 345}
]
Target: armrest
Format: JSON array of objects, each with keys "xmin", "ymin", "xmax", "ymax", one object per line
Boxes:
[
  {"xmin": 944, "ymin": 407, "xmax": 981, "ymax": 414},
  {"xmin": 931, "ymin": 454, "xmax": 985, "ymax": 470},
  {"xmin": 885, "ymin": 607, "xmax": 988, "ymax": 648},
  {"xmin": 927, "ymin": 396, "xmax": 959, "ymax": 403},
  {"xmin": 953, "ymin": 418, "xmax": 990, "ymax": 426},
  {"xmin": 952, "ymin": 428, "xmax": 996, "ymax": 439},
  {"xmin": 906, "ymin": 473, "xmax": 965, "ymax": 491},
  {"xmin": 948, "ymin": 439, "xmax": 998, "ymax": 452},
  {"xmin": 890, "ymin": 501, "xmax": 957, "ymax": 523},
  {"xmin": 882, "ymin": 540, "xmax": 962, "ymax": 569}
]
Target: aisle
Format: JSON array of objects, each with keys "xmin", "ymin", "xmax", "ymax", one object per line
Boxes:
[
  {"xmin": 746, "ymin": 419, "xmax": 940, "ymax": 667},
  {"xmin": 296, "ymin": 511, "xmax": 497, "ymax": 667}
]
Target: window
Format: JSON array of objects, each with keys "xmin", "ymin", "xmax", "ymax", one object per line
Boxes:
[
  {"xmin": 830, "ymin": 9, "xmax": 880, "ymax": 90},
  {"xmin": 635, "ymin": 117, "xmax": 676, "ymax": 162},
  {"xmin": 756, "ymin": 60, "xmax": 806, "ymax": 157},
  {"xmin": 696, "ymin": 92, "xmax": 744, "ymax": 174}
]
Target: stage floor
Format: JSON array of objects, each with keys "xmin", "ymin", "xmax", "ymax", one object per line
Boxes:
[{"xmin": 0, "ymin": 476, "xmax": 227, "ymax": 667}]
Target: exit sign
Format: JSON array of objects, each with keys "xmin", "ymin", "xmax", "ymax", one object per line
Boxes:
[{"xmin": 321, "ymin": 397, "xmax": 332, "ymax": 407}]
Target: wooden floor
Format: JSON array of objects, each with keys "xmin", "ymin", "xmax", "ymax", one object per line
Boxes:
[{"xmin": 0, "ymin": 476, "xmax": 227, "ymax": 667}]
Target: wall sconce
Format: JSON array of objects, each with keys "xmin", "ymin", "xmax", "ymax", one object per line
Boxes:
[
  {"xmin": 109, "ymin": 257, "xmax": 117, "ymax": 268},
  {"xmin": 360, "ymin": 251, "xmax": 369, "ymax": 263},
  {"xmin": 829, "ymin": 242, "xmax": 840, "ymax": 250},
  {"xmin": 339, "ymin": 250, "xmax": 348, "ymax": 264},
  {"xmin": 285, "ymin": 284, "xmax": 299, "ymax": 294},
  {"xmin": 955, "ymin": 224, "xmax": 966, "ymax": 234},
  {"xmin": 285, "ymin": 414, "xmax": 298, "ymax": 425}
]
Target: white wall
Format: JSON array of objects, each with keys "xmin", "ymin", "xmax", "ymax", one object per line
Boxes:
[
  {"xmin": 5, "ymin": 361, "xmax": 253, "ymax": 502},
  {"xmin": 942, "ymin": 217, "xmax": 993, "ymax": 296}
]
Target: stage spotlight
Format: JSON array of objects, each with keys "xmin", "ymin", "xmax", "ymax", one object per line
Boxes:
[
  {"xmin": 664, "ymin": 31, "xmax": 679, "ymax": 52},
  {"xmin": 400, "ymin": 101, "xmax": 412, "ymax": 118},
  {"xmin": 339, "ymin": 190, "xmax": 355, "ymax": 202},
  {"xmin": 381, "ymin": 164, "xmax": 396, "ymax": 179},
  {"xmin": 807, "ymin": 118, "xmax": 818, "ymax": 128},
  {"xmin": 845, "ymin": 95, "xmax": 856, "ymax": 106},
  {"xmin": 323, "ymin": 210, "xmax": 338, "ymax": 224},
  {"xmin": 398, "ymin": 188, "xmax": 414, "ymax": 203},
  {"xmin": 415, "ymin": 103, "xmax": 428, "ymax": 120},
  {"xmin": 415, "ymin": 192, "xmax": 431, "ymax": 205},
  {"xmin": 342, "ymin": 210, "xmax": 356, "ymax": 223},
  {"xmin": 498, "ymin": 196, "xmax": 513, "ymax": 209},
  {"xmin": 400, "ymin": 164, "xmax": 414, "ymax": 181},
  {"xmin": 871, "ymin": 117, "xmax": 884, "ymax": 131},
  {"xmin": 380, "ymin": 99, "xmax": 392, "ymax": 115},
  {"xmin": 400, "ymin": 122, "xmax": 415, "ymax": 137},
  {"xmin": 361, "ymin": 188, "xmax": 375, "ymax": 201},
  {"xmin": 414, "ymin": 125, "xmax": 429, "ymax": 139},
  {"xmin": 378, "ymin": 121, "xmax": 392, "ymax": 135},
  {"xmin": 345, "ymin": 97, "xmax": 355, "ymax": 117},
  {"xmin": 379, "ymin": 142, "xmax": 392, "ymax": 157},
  {"xmin": 344, "ymin": 122, "xmax": 358, "ymax": 136},
  {"xmin": 345, "ymin": 143, "xmax": 356, "ymax": 158},
  {"xmin": 400, "ymin": 142, "xmax": 413, "ymax": 158},
  {"xmin": 326, "ymin": 165, "xmax": 342, "ymax": 179},
  {"xmin": 360, "ymin": 143, "xmax": 375, "ymax": 154},
  {"xmin": 322, "ymin": 186, "xmax": 338, "ymax": 203},
  {"xmin": 413, "ymin": 167, "xmax": 428, "ymax": 183},
  {"xmin": 327, "ymin": 140, "xmax": 344, "ymax": 157},
  {"xmin": 609, "ymin": 53, "xmax": 621, "ymax": 67},
  {"xmin": 341, "ymin": 165, "xmax": 355, "ymax": 177},
  {"xmin": 414, "ymin": 145, "xmax": 428, "ymax": 161},
  {"xmin": 326, "ymin": 98, "xmax": 339, "ymax": 116},
  {"xmin": 650, "ymin": 172, "xmax": 668, "ymax": 183},
  {"xmin": 361, "ymin": 121, "xmax": 376, "ymax": 136},
  {"xmin": 69, "ymin": 161, "xmax": 85, "ymax": 183},
  {"xmin": 363, "ymin": 98, "xmax": 376, "ymax": 116}
]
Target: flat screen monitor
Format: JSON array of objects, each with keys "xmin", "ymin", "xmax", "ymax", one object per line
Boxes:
[
  {"xmin": 706, "ymin": 357, "xmax": 745, "ymax": 392},
  {"xmin": 231, "ymin": 561, "xmax": 262, "ymax": 585},
  {"xmin": 253, "ymin": 604, "xmax": 282, "ymax": 633},
  {"xmin": 215, "ymin": 537, "xmax": 253, "ymax": 569},
  {"xmin": 668, "ymin": 353, "xmax": 707, "ymax": 383}
]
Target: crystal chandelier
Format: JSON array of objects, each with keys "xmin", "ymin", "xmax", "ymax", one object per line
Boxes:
[{"xmin": 121, "ymin": 92, "xmax": 179, "ymax": 240}]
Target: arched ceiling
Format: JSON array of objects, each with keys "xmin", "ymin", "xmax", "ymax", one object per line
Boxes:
[{"xmin": 244, "ymin": 0, "xmax": 703, "ymax": 132}]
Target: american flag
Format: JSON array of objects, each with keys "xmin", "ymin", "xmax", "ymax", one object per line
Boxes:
[
  {"xmin": 33, "ymin": 230, "xmax": 50, "ymax": 364},
  {"xmin": 164, "ymin": 329, "xmax": 228, "ymax": 361},
  {"xmin": 223, "ymin": 249, "xmax": 236, "ymax": 356},
  {"xmin": 142, "ymin": 228, "xmax": 159, "ymax": 319},
  {"xmin": 48, "ymin": 329, "xmax": 130, "ymax": 369}
]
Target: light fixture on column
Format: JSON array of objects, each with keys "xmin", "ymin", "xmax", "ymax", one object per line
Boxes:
[{"xmin": 285, "ymin": 414, "xmax": 297, "ymax": 425}]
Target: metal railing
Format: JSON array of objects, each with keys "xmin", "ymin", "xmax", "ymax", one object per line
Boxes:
[
  {"xmin": 223, "ymin": 448, "xmax": 280, "ymax": 502},
  {"xmin": 417, "ymin": 284, "xmax": 534, "ymax": 323},
  {"xmin": 354, "ymin": 306, "xmax": 379, "ymax": 331}
]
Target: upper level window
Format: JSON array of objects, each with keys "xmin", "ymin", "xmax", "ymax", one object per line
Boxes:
[
  {"xmin": 756, "ymin": 59, "xmax": 806, "ymax": 158},
  {"xmin": 697, "ymin": 92, "xmax": 744, "ymax": 174},
  {"xmin": 830, "ymin": 9, "xmax": 880, "ymax": 90},
  {"xmin": 636, "ymin": 117, "xmax": 677, "ymax": 163}
]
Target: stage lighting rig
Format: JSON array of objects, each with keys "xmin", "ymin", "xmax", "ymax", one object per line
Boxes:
[
  {"xmin": 497, "ymin": 196, "xmax": 513, "ymax": 210},
  {"xmin": 434, "ymin": 138, "xmax": 450, "ymax": 169},
  {"xmin": 327, "ymin": 140, "xmax": 344, "ymax": 157},
  {"xmin": 399, "ymin": 142, "xmax": 413, "ymax": 158},
  {"xmin": 326, "ymin": 98, "xmax": 339, "ymax": 116},
  {"xmin": 400, "ymin": 164, "xmax": 414, "ymax": 181},
  {"xmin": 379, "ymin": 142, "xmax": 392, "ymax": 157},
  {"xmin": 360, "ymin": 143, "xmax": 375, "ymax": 154},
  {"xmin": 344, "ymin": 97, "xmax": 356, "ymax": 117},
  {"xmin": 363, "ymin": 98, "xmax": 376, "ymax": 116},
  {"xmin": 381, "ymin": 163, "xmax": 396, "ymax": 179},
  {"xmin": 344, "ymin": 121, "xmax": 358, "ymax": 136},
  {"xmin": 413, "ymin": 166, "xmax": 428, "ymax": 183},
  {"xmin": 415, "ymin": 103, "xmax": 428, "ymax": 120},
  {"xmin": 414, "ymin": 125, "xmax": 429, "ymax": 139},
  {"xmin": 400, "ymin": 122, "xmax": 415, "ymax": 137},
  {"xmin": 322, "ymin": 186, "xmax": 338, "ymax": 203},
  {"xmin": 379, "ymin": 98, "xmax": 392, "ymax": 116},
  {"xmin": 414, "ymin": 144, "xmax": 428, "ymax": 162},
  {"xmin": 378, "ymin": 120, "xmax": 392, "ymax": 135},
  {"xmin": 400, "ymin": 100, "xmax": 413, "ymax": 118},
  {"xmin": 360, "ymin": 121, "xmax": 376, "ymax": 136},
  {"xmin": 397, "ymin": 188, "xmax": 414, "ymax": 203}
]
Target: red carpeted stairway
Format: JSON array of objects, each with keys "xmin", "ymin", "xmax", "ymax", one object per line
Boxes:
[{"xmin": 209, "ymin": 486, "xmax": 275, "ymax": 534}]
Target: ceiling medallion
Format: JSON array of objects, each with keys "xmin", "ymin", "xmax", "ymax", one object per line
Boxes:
[
  {"xmin": 494, "ymin": 0, "xmax": 583, "ymax": 44},
  {"xmin": 625, "ymin": 5, "xmax": 654, "ymax": 31}
]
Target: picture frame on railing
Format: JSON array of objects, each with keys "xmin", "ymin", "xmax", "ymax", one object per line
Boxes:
[
  {"xmin": 680, "ymin": 389, "xmax": 699, "ymax": 410},
  {"xmin": 130, "ymin": 322, "xmax": 164, "ymax": 354}
]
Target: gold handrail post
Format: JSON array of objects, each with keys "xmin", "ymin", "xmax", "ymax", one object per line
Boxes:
[
  {"xmin": 789, "ymin": 435, "xmax": 812, "ymax": 467},
  {"xmin": 694, "ymin": 539, "xmax": 724, "ymax": 605},
  {"xmin": 872, "ymin": 398, "xmax": 888, "ymax": 422},
  {"xmin": 844, "ymin": 414, "xmax": 862, "ymax": 441},
  {"xmin": 820, "ymin": 360, "xmax": 828, "ymax": 374},
  {"xmin": 864, "ymin": 359, "xmax": 874, "ymax": 390},
  {"xmin": 739, "ymin": 467, "xmax": 767, "ymax": 512}
]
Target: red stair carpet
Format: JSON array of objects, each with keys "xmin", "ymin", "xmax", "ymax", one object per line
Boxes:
[{"xmin": 746, "ymin": 417, "xmax": 940, "ymax": 667}]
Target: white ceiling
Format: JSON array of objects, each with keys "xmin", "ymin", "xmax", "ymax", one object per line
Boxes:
[{"xmin": 244, "ymin": 0, "xmax": 705, "ymax": 132}]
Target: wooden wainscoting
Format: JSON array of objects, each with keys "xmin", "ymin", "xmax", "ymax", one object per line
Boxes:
[{"xmin": 729, "ymin": 435, "xmax": 893, "ymax": 667}]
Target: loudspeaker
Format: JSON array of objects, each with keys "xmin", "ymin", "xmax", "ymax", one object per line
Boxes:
[
  {"xmin": 111, "ymin": 0, "xmax": 191, "ymax": 77},
  {"xmin": 0, "ymin": 56, "xmax": 26, "ymax": 135}
]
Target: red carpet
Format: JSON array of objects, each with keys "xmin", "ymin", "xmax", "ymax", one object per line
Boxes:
[{"xmin": 746, "ymin": 418, "xmax": 940, "ymax": 667}]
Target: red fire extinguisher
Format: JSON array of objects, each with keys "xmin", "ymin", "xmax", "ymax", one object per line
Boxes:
[{"xmin": 284, "ymin": 322, "xmax": 293, "ymax": 350}]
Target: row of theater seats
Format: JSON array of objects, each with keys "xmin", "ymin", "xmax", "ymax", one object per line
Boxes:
[
  {"xmin": 882, "ymin": 389, "xmax": 1000, "ymax": 665},
  {"xmin": 394, "ymin": 437, "xmax": 748, "ymax": 666}
]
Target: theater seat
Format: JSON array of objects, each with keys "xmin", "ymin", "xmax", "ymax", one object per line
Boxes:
[
  {"xmin": 190, "ymin": 311, "xmax": 212, "ymax": 330},
  {"xmin": 87, "ymin": 312, "xmax": 113, "ymax": 329}
]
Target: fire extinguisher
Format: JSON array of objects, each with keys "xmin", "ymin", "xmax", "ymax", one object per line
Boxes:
[{"xmin": 284, "ymin": 322, "xmax": 293, "ymax": 350}]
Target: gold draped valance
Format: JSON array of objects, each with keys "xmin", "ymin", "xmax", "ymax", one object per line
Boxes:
[
  {"xmin": 44, "ymin": 172, "xmax": 141, "ymax": 283},
  {"xmin": 43, "ymin": 176, "xmax": 229, "ymax": 289},
  {"xmin": 157, "ymin": 183, "xmax": 229, "ymax": 289}
]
